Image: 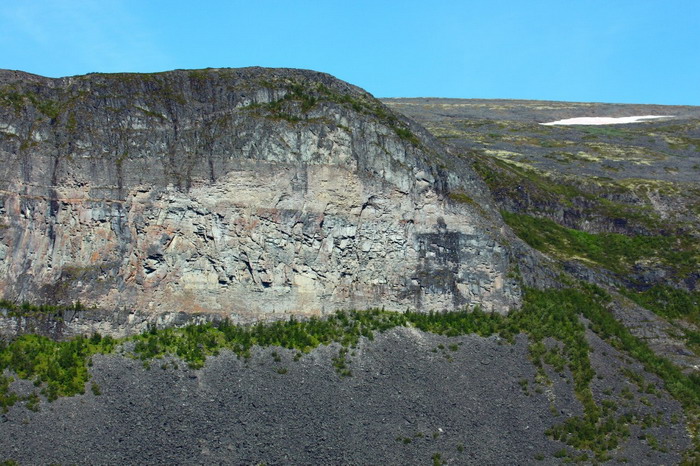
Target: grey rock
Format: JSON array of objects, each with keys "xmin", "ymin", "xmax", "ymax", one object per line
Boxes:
[{"xmin": 0, "ymin": 68, "xmax": 524, "ymax": 325}]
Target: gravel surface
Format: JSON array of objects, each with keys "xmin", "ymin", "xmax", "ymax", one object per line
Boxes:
[{"xmin": 0, "ymin": 327, "xmax": 690, "ymax": 464}]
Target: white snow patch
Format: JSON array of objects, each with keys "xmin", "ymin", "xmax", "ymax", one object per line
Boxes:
[{"xmin": 541, "ymin": 115, "xmax": 675, "ymax": 126}]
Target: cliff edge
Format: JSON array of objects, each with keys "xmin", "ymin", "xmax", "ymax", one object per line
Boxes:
[{"xmin": 0, "ymin": 68, "xmax": 522, "ymax": 321}]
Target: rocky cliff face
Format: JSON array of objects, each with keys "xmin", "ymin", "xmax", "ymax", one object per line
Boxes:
[{"xmin": 0, "ymin": 68, "xmax": 521, "ymax": 321}]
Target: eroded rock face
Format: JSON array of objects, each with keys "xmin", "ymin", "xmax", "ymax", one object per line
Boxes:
[{"xmin": 0, "ymin": 68, "xmax": 521, "ymax": 321}]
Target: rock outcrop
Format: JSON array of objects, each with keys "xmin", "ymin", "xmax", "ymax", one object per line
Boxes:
[{"xmin": 0, "ymin": 68, "xmax": 521, "ymax": 322}]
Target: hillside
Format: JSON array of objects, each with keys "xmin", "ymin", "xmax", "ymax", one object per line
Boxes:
[
  {"xmin": 385, "ymin": 98, "xmax": 700, "ymax": 372},
  {"xmin": 0, "ymin": 71, "xmax": 698, "ymax": 464}
]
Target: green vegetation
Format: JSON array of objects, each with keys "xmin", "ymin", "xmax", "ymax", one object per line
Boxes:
[
  {"xmin": 0, "ymin": 300, "xmax": 86, "ymax": 318},
  {"xmin": 331, "ymin": 347, "xmax": 352, "ymax": 377},
  {"xmin": 447, "ymin": 191, "xmax": 477, "ymax": 207},
  {"xmin": 252, "ymin": 81, "xmax": 318, "ymax": 121},
  {"xmin": 187, "ymin": 69, "xmax": 211, "ymax": 83},
  {"xmin": 619, "ymin": 285, "xmax": 700, "ymax": 359},
  {"xmin": 501, "ymin": 211, "xmax": 697, "ymax": 277},
  {"xmin": 393, "ymin": 126, "xmax": 420, "ymax": 145},
  {"xmin": 518, "ymin": 378, "xmax": 530, "ymax": 394},
  {"xmin": 0, "ymin": 86, "xmax": 63, "ymax": 119},
  {"xmin": 684, "ymin": 328, "xmax": 700, "ymax": 356},
  {"xmin": 473, "ymin": 156, "xmax": 669, "ymax": 233},
  {"xmin": 134, "ymin": 105, "xmax": 166, "ymax": 120},
  {"xmin": 130, "ymin": 286, "xmax": 697, "ymax": 460},
  {"xmin": 91, "ymin": 382, "xmax": 102, "ymax": 396},
  {"xmin": 0, "ymin": 375, "xmax": 18, "ymax": 412},
  {"xmin": 128, "ymin": 310, "xmax": 402, "ymax": 369},
  {"xmin": 315, "ymin": 84, "xmax": 420, "ymax": 144},
  {"xmin": 502, "ymin": 208, "xmax": 700, "ymax": 363},
  {"xmin": 622, "ymin": 285, "xmax": 700, "ymax": 326},
  {"xmin": 580, "ymin": 126, "xmax": 633, "ymax": 139},
  {"xmin": 110, "ymin": 73, "xmax": 187, "ymax": 105},
  {"xmin": 473, "ymin": 156, "xmax": 584, "ymax": 208},
  {"xmin": 0, "ymin": 333, "xmax": 116, "ymax": 409},
  {"xmin": 447, "ymin": 190, "xmax": 489, "ymax": 217},
  {"xmin": 0, "ymin": 88, "xmax": 30, "ymax": 113},
  {"xmin": 645, "ymin": 433, "xmax": 668, "ymax": 453},
  {"xmin": 66, "ymin": 112, "xmax": 78, "ymax": 132},
  {"xmin": 621, "ymin": 368, "xmax": 659, "ymax": 395}
]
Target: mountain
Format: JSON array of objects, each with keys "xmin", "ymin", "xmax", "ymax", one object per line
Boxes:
[{"xmin": 0, "ymin": 70, "xmax": 698, "ymax": 464}]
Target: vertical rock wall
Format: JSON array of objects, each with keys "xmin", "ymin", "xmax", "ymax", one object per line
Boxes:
[{"xmin": 0, "ymin": 68, "xmax": 522, "ymax": 321}]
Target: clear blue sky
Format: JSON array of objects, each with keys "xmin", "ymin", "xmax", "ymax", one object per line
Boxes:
[{"xmin": 1, "ymin": 0, "xmax": 699, "ymax": 105}]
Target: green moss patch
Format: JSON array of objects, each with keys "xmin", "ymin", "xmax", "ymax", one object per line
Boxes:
[{"xmin": 501, "ymin": 211, "xmax": 697, "ymax": 277}]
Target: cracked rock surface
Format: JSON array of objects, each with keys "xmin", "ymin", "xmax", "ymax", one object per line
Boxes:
[{"xmin": 0, "ymin": 68, "xmax": 523, "ymax": 320}]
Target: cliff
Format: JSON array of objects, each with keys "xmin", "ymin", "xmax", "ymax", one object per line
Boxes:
[
  {"xmin": 0, "ymin": 68, "xmax": 522, "ymax": 322},
  {"xmin": 2, "ymin": 75, "xmax": 699, "ymax": 465}
]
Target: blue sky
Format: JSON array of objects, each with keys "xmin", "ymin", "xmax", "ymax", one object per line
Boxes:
[{"xmin": 1, "ymin": 0, "xmax": 699, "ymax": 105}]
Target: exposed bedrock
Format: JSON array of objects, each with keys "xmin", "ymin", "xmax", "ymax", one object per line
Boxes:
[{"xmin": 0, "ymin": 68, "xmax": 523, "ymax": 322}]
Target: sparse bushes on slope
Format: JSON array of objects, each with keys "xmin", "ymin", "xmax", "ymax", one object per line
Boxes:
[
  {"xmin": 622, "ymin": 284, "xmax": 700, "ymax": 325},
  {"xmin": 0, "ymin": 300, "xmax": 86, "ymax": 318},
  {"xmin": 0, "ymin": 333, "xmax": 116, "ymax": 410}
]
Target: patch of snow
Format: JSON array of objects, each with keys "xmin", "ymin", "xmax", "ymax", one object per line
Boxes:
[{"xmin": 540, "ymin": 115, "xmax": 675, "ymax": 126}]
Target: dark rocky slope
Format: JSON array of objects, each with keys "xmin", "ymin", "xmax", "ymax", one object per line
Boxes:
[{"xmin": 0, "ymin": 328, "xmax": 689, "ymax": 465}]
